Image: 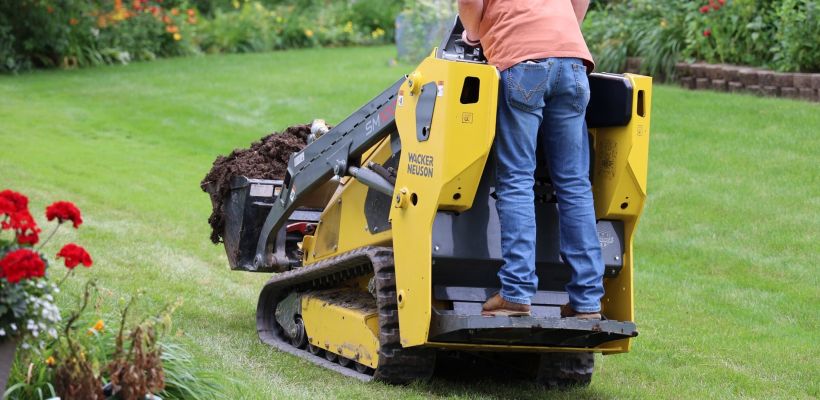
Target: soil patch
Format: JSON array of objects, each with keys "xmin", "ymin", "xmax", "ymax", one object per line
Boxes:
[{"xmin": 201, "ymin": 124, "xmax": 311, "ymax": 244}]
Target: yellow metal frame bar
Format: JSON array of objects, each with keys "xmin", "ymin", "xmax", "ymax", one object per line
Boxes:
[
  {"xmin": 391, "ymin": 54, "xmax": 500, "ymax": 347},
  {"xmin": 301, "ymin": 291, "xmax": 381, "ymax": 368}
]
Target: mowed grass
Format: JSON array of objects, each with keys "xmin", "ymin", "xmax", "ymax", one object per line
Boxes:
[{"xmin": 0, "ymin": 46, "xmax": 818, "ymax": 399}]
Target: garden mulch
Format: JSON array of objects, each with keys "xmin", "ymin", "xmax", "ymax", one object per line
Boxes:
[{"xmin": 201, "ymin": 125, "xmax": 311, "ymax": 244}]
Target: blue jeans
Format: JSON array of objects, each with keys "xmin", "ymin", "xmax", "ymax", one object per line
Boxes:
[{"xmin": 494, "ymin": 58, "xmax": 604, "ymax": 312}]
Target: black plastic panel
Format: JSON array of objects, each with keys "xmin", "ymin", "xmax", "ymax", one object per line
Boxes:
[
  {"xmin": 415, "ymin": 82, "xmax": 438, "ymax": 142},
  {"xmin": 586, "ymin": 73, "xmax": 634, "ymax": 128}
]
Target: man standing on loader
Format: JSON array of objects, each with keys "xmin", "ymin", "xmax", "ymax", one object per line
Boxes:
[{"xmin": 458, "ymin": 0, "xmax": 604, "ymax": 319}]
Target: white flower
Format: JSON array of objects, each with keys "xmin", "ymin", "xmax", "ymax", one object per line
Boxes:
[
  {"xmin": 0, "ymin": 329, "xmax": 5, "ymax": 336},
  {"xmin": 10, "ymin": 323, "xmax": 17, "ymax": 331}
]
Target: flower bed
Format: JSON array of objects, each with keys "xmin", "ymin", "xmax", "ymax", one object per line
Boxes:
[
  {"xmin": 583, "ymin": 0, "xmax": 819, "ymax": 80},
  {"xmin": 1, "ymin": 190, "xmax": 222, "ymax": 399},
  {"xmin": 0, "ymin": 0, "xmax": 402, "ymax": 73}
]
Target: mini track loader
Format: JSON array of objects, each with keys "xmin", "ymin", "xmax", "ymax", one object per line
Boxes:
[{"xmin": 209, "ymin": 20, "xmax": 651, "ymax": 386}]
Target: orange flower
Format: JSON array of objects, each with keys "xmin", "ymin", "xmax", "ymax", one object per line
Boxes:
[
  {"xmin": 171, "ymin": 8, "xmax": 179, "ymax": 16},
  {"xmin": 165, "ymin": 25, "xmax": 178, "ymax": 33},
  {"xmin": 69, "ymin": 18, "xmax": 79, "ymax": 26},
  {"xmin": 87, "ymin": 319, "xmax": 104, "ymax": 335},
  {"xmin": 186, "ymin": 8, "xmax": 195, "ymax": 17},
  {"xmin": 45, "ymin": 356, "xmax": 55, "ymax": 367},
  {"xmin": 187, "ymin": 16, "xmax": 197, "ymax": 25},
  {"xmin": 162, "ymin": 15, "xmax": 171, "ymax": 24}
]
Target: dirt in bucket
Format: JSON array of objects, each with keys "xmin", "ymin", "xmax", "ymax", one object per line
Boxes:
[{"xmin": 201, "ymin": 124, "xmax": 311, "ymax": 244}]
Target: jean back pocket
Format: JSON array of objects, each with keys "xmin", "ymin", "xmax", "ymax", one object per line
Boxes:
[{"xmin": 505, "ymin": 62, "xmax": 552, "ymax": 112}]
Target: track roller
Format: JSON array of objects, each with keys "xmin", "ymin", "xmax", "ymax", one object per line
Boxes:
[{"xmin": 290, "ymin": 317, "xmax": 308, "ymax": 349}]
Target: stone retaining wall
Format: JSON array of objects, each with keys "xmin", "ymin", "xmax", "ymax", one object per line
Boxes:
[{"xmin": 676, "ymin": 63, "xmax": 820, "ymax": 102}]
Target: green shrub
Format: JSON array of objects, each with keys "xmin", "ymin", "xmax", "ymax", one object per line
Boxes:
[
  {"xmin": 195, "ymin": 1, "xmax": 391, "ymax": 54},
  {"xmin": 0, "ymin": 0, "xmax": 400, "ymax": 73},
  {"xmin": 771, "ymin": 0, "xmax": 820, "ymax": 71},
  {"xmin": 396, "ymin": 0, "xmax": 457, "ymax": 63},
  {"xmin": 583, "ymin": 0, "xmax": 819, "ymax": 76},
  {"xmin": 0, "ymin": 0, "xmax": 198, "ymax": 72},
  {"xmin": 583, "ymin": 1, "xmax": 692, "ymax": 78}
]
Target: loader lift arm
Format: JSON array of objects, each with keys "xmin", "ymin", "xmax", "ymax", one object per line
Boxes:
[{"xmin": 250, "ymin": 78, "xmax": 405, "ymax": 271}]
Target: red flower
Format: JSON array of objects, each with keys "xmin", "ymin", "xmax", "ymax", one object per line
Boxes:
[
  {"xmin": 699, "ymin": 5, "xmax": 710, "ymax": 13},
  {"xmin": 718, "ymin": 0, "xmax": 725, "ymax": 4},
  {"xmin": 0, "ymin": 190, "xmax": 41, "ymax": 245},
  {"xmin": 0, "ymin": 197, "xmax": 15, "ymax": 215},
  {"xmin": 46, "ymin": 201, "xmax": 83, "ymax": 228},
  {"xmin": 0, "ymin": 249, "xmax": 46, "ymax": 283},
  {"xmin": 0, "ymin": 190, "xmax": 28, "ymax": 215},
  {"xmin": 56, "ymin": 243, "xmax": 93, "ymax": 269},
  {"xmin": 703, "ymin": 28, "xmax": 712, "ymax": 37},
  {"xmin": 16, "ymin": 230, "xmax": 39, "ymax": 245}
]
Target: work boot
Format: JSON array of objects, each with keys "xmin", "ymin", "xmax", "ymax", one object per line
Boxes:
[
  {"xmin": 481, "ymin": 294, "xmax": 531, "ymax": 317},
  {"xmin": 560, "ymin": 303, "xmax": 602, "ymax": 320}
]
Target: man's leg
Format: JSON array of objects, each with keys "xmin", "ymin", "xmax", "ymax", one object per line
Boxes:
[
  {"xmin": 539, "ymin": 59, "xmax": 604, "ymax": 314},
  {"xmin": 490, "ymin": 62, "xmax": 553, "ymax": 307}
]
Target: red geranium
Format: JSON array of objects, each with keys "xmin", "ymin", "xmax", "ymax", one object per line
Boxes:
[
  {"xmin": 0, "ymin": 190, "xmax": 42, "ymax": 245},
  {"xmin": 46, "ymin": 201, "xmax": 83, "ymax": 228},
  {"xmin": 0, "ymin": 190, "xmax": 28, "ymax": 213},
  {"xmin": 16, "ymin": 230, "xmax": 39, "ymax": 245},
  {"xmin": 0, "ymin": 249, "xmax": 46, "ymax": 283},
  {"xmin": 0, "ymin": 197, "xmax": 15, "ymax": 216},
  {"xmin": 703, "ymin": 28, "xmax": 712, "ymax": 37},
  {"xmin": 699, "ymin": 5, "xmax": 710, "ymax": 13},
  {"xmin": 0, "ymin": 190, "xmax": 28, "ymax": 230},
  {"xmin": 56, "ymin": 243, "xmax": 93, "ymax": 269}
]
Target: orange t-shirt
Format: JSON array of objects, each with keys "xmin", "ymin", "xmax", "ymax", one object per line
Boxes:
[{"xmin": 478, "ymin": 0, "xmax": 594, "ymax": 72}]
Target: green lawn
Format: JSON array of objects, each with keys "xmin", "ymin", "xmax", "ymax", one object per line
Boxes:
[{"xmin": 1, "ymin": 46, "xmax": 818, "ymax": 399}]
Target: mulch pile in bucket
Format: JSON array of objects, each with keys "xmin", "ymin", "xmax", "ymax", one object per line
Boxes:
[{"xmin": 201, "ymin": 125, "xmax": 311, "ymax": 244}]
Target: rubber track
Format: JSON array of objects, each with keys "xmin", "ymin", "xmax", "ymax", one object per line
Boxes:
[
  {"xmin": 256, "ymin": 246, "xmax": 435, "ymax": 384},
  {"xmin": 536, "ymin": 352, "xmax": 594, "ymax": 388}
]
